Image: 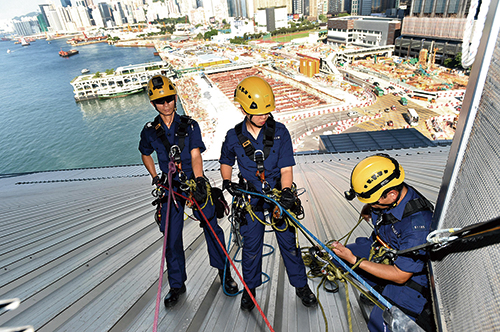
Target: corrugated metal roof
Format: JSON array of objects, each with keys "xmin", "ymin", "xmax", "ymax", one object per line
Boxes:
[
  {"xmin": 319, "ymin": 129, "xmax": 438, "ymax": 153},
  {"xmin": 0, "ymin": 146, "xmax": 450, "ymax": 332}
]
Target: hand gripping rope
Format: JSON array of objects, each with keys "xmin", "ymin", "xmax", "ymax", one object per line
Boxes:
[
  {"xmin": 152, "ymin": 178, "xmax": 275, "ymax": 332},
  {"xmin": 233, "ymin": 189, "xmax": 423, "ymax": 332},
  {"xmin": 235, "ymin": 188, "xmax": 393, "ymax": 309}
]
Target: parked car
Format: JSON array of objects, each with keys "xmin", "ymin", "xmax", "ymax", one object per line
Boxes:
[
  {"xmin": 373, "ymin": 82, "xmax": 380, "ymax": 86},
  {"xmin": 387, "ymin": 120, "xmax": 394, "ymax": 127},
  {"xmin": 347, "ymin": 111, "xmax": 359, "ymax": 117}
]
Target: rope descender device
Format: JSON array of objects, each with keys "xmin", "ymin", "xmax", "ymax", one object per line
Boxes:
[{"xmin": 254, "ymin": 149, "xmax": 271, "ymax": 194}]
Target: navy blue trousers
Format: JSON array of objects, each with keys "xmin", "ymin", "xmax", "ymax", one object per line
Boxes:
[
  {"xmin": 347, "ymin": 237, "xmax": 424, "ymax": 332},
  {"xmin": 240, "ymin": 200, "xmax": 307, "ymax": 289},
  {"xmin": 160, "ymin": 187, "xmax": 227, "ymax": 289}
]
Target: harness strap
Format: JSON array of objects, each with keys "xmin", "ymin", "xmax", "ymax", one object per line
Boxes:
[
  {"xmin": 377, "ymin": 184, "xmax": 434, "ymax": 226},
  {"xmin": 234, "ymin": 116, "xmax": 276, "ymax": 170},
  {"xmin": 152, "ymin": 115, "xmax": 193, "ymax": 164}
]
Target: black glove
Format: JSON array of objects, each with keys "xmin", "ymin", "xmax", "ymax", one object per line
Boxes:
[
  {"xmin": 152, "ymin": 175, "xmax": 161, "ymax": 186},
  {"xmin": 279, "ymin": 187, "xmax": 296, "ymax": 210},
  {"xmin": 223, "ymin": 179, "xmax": 240, "ymax": 196},
  {"xmin": 193, "ymin": 177, "xmax": 208, "ymax": 203}
]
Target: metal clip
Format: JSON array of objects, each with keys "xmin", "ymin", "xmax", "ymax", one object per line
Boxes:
[
  {"xmin": 170, "ymin": 145, "xmax": 181, "ymax": 163},
  {"xmin": 253, "ymin": 149, "xmax": 265, "ymax": 173}
]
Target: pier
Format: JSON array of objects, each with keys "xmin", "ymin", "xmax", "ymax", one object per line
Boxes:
[{"xmin": 70, "ymin": 61, "xmax": 175, "ymax": 101}]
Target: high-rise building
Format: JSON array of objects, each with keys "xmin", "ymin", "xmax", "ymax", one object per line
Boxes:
[
  {"xmin": 227, "ymin": 0, "xmax": 247, "ymax": 18},
  {"xmin": 39, "ymin": 4, "xmax": 52, "ymax": 28},
  {"xmin": 394, "ymin": 0, "xmax": 469, "ymax": 63},
  {"xmin": 37, "ymin": 14, "xmax": 49, "ymax": 32},
  {"xmin": 409, "ymin": 0, "xmax": 469, "ymax": 17}
]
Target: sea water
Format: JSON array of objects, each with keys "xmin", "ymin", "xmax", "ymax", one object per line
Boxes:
[{"xmin": 0, "ymin": 38, "xmax": 164, "ymax": 174}]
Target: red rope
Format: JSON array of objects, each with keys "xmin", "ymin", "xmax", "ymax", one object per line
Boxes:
[
  {"xmin": 155, "ymin": 184, "xmax": 275, "ymax": 332},
  {"xmin": 152, "ymin": 162, "xmax": 176, "ymax": 332}
]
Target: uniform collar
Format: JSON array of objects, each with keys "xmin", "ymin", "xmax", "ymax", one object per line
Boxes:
[{"xmin": 383, "ymin": 185, "xmax": 414, "ymax": 221}]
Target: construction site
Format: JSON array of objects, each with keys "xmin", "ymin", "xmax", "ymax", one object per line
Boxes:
[
  {"xmin": 151, "ymin": 38, "xmax": 467, "ymax": 153},
  {"xmin": 351, "ymin": 51, "xmax": 469, "ymax": 92}
]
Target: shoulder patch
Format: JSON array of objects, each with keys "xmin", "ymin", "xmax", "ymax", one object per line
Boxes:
[{"xmin": 145, "ymin": 122, "xmax": 153, "ymax": 128}]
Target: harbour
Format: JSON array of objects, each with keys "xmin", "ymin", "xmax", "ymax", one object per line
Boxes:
[{"xmin": 0, "ymin": 38, "xmax": 159, "ymax": 174}]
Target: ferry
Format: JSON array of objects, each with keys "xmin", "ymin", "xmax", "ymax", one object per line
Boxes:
[
  {"xmin": 59, "ymin": 49, "xmax": 79, "ymax": 57},
  {"xmin": 20, "ymin": 37, "xmax": 30, "ymax": 46},
  {"xmin": 98, "ymin": 87, "xmax": 144, "ymax": 99},
  {"xmin": 70, "ymin": 61, "xmax": 174, "ymax": 101}
]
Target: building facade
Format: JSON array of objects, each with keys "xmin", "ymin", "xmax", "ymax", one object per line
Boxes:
[
  {"xmin": 327, "ymin": 16, "xmax": 401, "ymax": 47},
  {"xmin": 394, "ymin": 0, "xmax": 469, "ymax": 62}
]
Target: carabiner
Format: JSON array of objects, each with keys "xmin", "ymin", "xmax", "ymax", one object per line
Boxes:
[
  {"xmin": 253, "ymin": 149, "xmax": 265, "ymax": 173},
  {"xmin": 170, "ymin": 145, "xmax": 181, "ymax": 163}
]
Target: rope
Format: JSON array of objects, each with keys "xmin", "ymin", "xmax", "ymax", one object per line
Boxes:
[
  {"xmin": 462, "ymin": 0, "xmax": 492, "ymax": 67},
  {"xmin": 236, "ymin": 189, "xmax": 393, "ymax": 310},
  {"xmin": 153, "ymin": 184, "xmax": 276, "ymax": 332},
  {"xmin": 233, "ymin": 189, "xmax": 394, "ymax": 332},
  {"xmin": 153, "ymin": 161, "xmax": 177, "ymax": 332},
  {"xmin": 189, "ymin": 197, "xmax": 276, "ymax": 332}
]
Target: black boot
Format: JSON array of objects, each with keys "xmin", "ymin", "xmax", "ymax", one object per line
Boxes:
[
  {"xmin": 219, "ymin": 269, "xmax": 239, "ymax": 295},
  {"xmin": 164, "ymin": 284, "xmax": 186, "ymax": 308},
  {"xmin": 240, "ymin": 288, "xmax": 256, "ymax": 311},
  {"xmin": 296, "ymin": 284, "xmax": 317, "ymax": 307}
]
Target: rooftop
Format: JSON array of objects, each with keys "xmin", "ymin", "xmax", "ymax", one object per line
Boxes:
[{"xmin": 0, "ymin": 146, "xmax": 450, "ymax": 332}]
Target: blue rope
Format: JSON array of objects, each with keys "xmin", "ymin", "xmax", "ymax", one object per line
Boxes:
[
  {"xmin": 236, "ymin": 188, "xmax": 393, "ymax": 309},
  {"xmin": 222, "ymin": 205, "xmax": 276, "ymax": 297}
]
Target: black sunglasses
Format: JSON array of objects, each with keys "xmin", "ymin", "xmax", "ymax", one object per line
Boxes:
[{"xmin": 153, "ymin": 95, "xmax": 175, "ymax": 105}]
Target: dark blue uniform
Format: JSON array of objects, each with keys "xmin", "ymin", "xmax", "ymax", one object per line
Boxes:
[
  {"xmin": 347, "ymin": 186, "xmax": 432, "ymax": 332},
  {"xmin": 139, "ymin": 113, "xmax": 228, "ymax": 289},
  {"xmin": 219, "ymin": 119, "xmax": 308, "ymax": 289}
]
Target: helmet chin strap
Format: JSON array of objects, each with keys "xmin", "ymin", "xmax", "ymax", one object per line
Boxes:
[
  {"xmin": 247, "ymin": 114, "xmax": 265, "ymax": 128},
  {"xmin": 372, "ymin": 189, "xmax": 402, "ymax": 210}
]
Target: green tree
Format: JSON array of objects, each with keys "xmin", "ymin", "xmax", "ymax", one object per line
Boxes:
[
  {"xmin": 204, "ymin": 29, "xmax": 218, "ymax": 40},
  {"xmin": 319, "ymin": 14, "xmax": 327, "ymax": 22}
]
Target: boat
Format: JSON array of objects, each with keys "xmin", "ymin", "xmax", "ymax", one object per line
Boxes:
[
  {"xmin": 98, "ymin": 87, "xmax": 144, "ymax": 99},
  {"xmin": 20, "ymin": 37, "xmax": 30, "ymax": 46},
  {"xmin": 71, "ymin": 61, "xmax": 171, "ymax": 101},
  {"xmin": 81, "ymin": 68, "xmax": 90, "ymax": 74},
  {"xmin": 7, "ymin": 49, "xmax": 11, "ymax": 53},
  {"xmin": 59, "ymin": 49, "xmax": 79, "ymax": 57}
]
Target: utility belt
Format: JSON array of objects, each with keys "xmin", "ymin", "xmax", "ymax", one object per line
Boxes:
[{"xmin": 152, "ymin": 172, "xmax": 228, "ymax": 227}]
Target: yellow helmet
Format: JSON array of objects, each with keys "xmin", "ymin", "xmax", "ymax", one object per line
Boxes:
[
  {"xmin": 345, "ymin": 154, "xmax": 405, "ymax": 204},
  {"xmin": 234, "ymin": 76, "xmax": 275, "ymax": 115},
  {"xmin": 148, "ymin": 75, "xmax": 176, "ymax": 101}
]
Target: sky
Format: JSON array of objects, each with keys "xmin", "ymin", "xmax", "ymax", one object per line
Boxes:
[{"xmin": 0, "ymin": 0, "xmax": 43, "ymax": 22}]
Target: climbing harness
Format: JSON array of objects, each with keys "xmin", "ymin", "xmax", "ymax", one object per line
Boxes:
[
  {"xmin": 234, "ymin": 116, "xmax": 276, "ymax": 194},
  {"xmin": 152, "ymin": 114, "xmax": 193, "ymax": 188}
]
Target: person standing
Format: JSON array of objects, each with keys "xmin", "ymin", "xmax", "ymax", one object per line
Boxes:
[
  {"xmin": 139, "ymin": 75, "xmax": 238, "ymax": 308},
  {"xmin": 219, "ymin": 76, "xmax": 317, "ymax": 311},
  {"xmin": 334, "ymin": 154, "xmax": 434, "ymax": 331}
]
